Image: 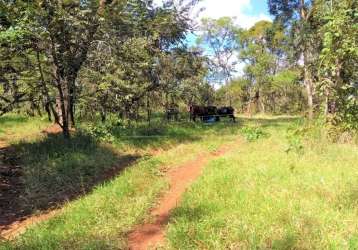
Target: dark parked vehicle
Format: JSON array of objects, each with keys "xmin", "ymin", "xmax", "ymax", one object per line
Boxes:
[{"xmin": 189, "ymin": 105, "xmax": 235, "ymax": 122}]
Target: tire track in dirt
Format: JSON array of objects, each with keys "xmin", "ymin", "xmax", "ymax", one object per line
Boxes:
[{"xmin": 127, "ymin": 141, "xmax": 238, "ymax": 250}]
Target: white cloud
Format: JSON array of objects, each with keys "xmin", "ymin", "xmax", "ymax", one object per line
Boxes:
[{"xmin": 153, "ymin": 0, "xmax": 271, "ymax": 29}]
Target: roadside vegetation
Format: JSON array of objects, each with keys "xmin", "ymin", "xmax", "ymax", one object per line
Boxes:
[
  {"xmin": 0, "ymin": 0, "xmax": 357, "ymax": 249},
  {"xmin": 1, "ymin": 115, "xmax": 357, "ymax": 249},
  {"xmin": 0, "ymin": 114, "xmax": 49, "ymax": 144},
  {"xmin": 0, "ymin": 114, "xmax": 241, "ymax": 249},
  {"xmin": 166, "ymin": 118, "xmax": 358, "ymax": 249}
]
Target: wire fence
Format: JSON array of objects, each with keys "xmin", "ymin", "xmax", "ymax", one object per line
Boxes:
[{"xmin": 105, "ymin": 115, "xmax": 239, "ymax": 139}]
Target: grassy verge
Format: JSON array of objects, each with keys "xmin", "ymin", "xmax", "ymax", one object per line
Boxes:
[
  {"xmin": 166, "ymin": 118, "xmax": 358, "ymax": 249},
  {"xmin": 81, "ymin": 118, "xmax": 240, "ymax": 154},
  {"xmin": 2, "ymin": 116, "xmax": 240, "ymax": 212},
  {"xmin": 1, "ymin": 116, "xmax": 241, "ymax": 249},
  {"xmin": 0, "ymin": 114, "xmax": 50, "ymax": 144}
]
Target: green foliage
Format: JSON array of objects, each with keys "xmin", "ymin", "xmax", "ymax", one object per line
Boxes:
[
  {"xmin": 240, "ymin": 125, "xmax": 268, "ymax": 142},
  {"xmin": 84, "ymin": 123, "xmax": 116, "ymax": 143},
  {"xmin": 166, "ymin": 118, "xmax": 358, "ymax": 249},
  {"xmin": 197, "ymin": 17, "xmax": 241, "ymax": 84},
  {"xmin": 216, "ymin": 77, "xmax": 249, "ymax": 111},
  {"xmin": 317, "ymin": 0, "xmax": 358, "ymax": 132},
  {"xmin": 285, "ymin": 126, "xmax": 305, "ymax": 155},
  {"xmin": 272, "ymin": 69, "xmax": 300, "ymax": 89},
  {"xmin": 0, "ymin": 114, "xmax": 242, "ymax": 250},
  {"xmin": 0, "ymin": 0, "xmax": 203, "ymax": 137},
  {"xmin": 219, "ymin": 19, "xmax": 306, "ymax": 114}
]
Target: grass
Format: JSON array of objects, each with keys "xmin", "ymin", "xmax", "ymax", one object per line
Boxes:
[
  {"xmin": 166, "ymin": 118, "xmax": 358, "ymax": 249},
  {"xmin": 0, "ymin": 114, "xmax": 241, "ymax": 249},
  {"xmin": 11, "ymin": 133, "xmax": 127, "ymax": 211},
  {"xmin": 2, "ymin": 114, "xmax": 357, "ymax": 249},
  {"xmin": 0, "ymin": 114, "xmax": 50, "ymax": 144},
  {"xmin": 1, "ymin": 114, "xmax": 239, "ymax": 211},
  {"xmin": 81, "ymin": 117, "xmax": 240, "ymax": 153}
]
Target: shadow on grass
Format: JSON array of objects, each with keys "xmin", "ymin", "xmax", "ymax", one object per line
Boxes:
[
  {"xmin": 238, "ymin": 116, "xmax": 302, "ymax": 128},
  {"xmin": 110, "ymin": 120, "xmax": 240, "ymax": 150},
  {"xmin": 170, "ymin": 204, "xmax": 214, "ymax": 222},
  {"xmin": 0, "ymin": 115, "xmax": 29, "ymax": 125},
  {"xmin": 0, "ymin": 116, "xmax": 297, "ymax": 233},
  {"xmin": 0, "ymin": 120, "xmax": 240, "ymax": 232},
  {"xmin": 0, "ymin": 133, "xmax": 140, "ymax": 231},
  {"xmin": 271, "ymin": 233, "xmax": 298, "ymax": 249}
]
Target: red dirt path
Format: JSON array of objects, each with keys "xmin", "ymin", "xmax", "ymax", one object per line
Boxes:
[{"xmin": 127, "ymin": 145, "xmax": 233, "ymax": 250}]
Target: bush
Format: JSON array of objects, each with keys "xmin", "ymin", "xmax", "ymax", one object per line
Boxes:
[
  {"xmin": 240, "ymin": 125, "xmax": 268, "ymax": 142},
  {"xmin": 82, "ymin": 117, "xmax": 125, "ymax": 142},
  {"xmin": 85, "ymin": 123, "xmax": 115, "ymax": 143},
  {"xmin": 285, "ymin": 126, "xmax": 306, "ymax": 155}
]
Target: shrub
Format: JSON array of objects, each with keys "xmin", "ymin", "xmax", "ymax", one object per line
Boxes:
[
  {"xmin": 285, "ymin": 126, "xmax": 305, "ymax": 155},
  {"xmin": 85, "ymin": 123, "xmax": 115, "ymax": 143},
  {"xmin": 240, "ymin": 125, "xmax": 268, "ymax": 142}
]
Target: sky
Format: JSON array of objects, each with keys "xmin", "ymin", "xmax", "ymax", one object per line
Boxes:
[
  {"xmin": 154, "ymin": 0, "xmax": 271, "ymax": 29},
  {"xmin": 153, "ymin": 0, "xmax": 273, "ymax": 81},
  {"xmin": 194, "ymin": 0, "xmax": 271, "ymax": 29}
]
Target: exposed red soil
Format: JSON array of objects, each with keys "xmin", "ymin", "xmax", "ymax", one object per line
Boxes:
[
  {"xmin": 0, "ymin": 209, "xmax": 60, "ymax": 240},
  {"xmin": 41, "ymin": 124, "xmax": 76, "ymax": 135},
  {"xmin": 127, "ymin": 144, "xmax": 234, "ymax": 250}
]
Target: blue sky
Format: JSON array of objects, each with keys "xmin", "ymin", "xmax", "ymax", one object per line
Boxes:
[
  {"xmin": 154, "ymin": 0, "xmax": 272, "ymax": 45},
  {"xmin": 154, "ymin": 0, "xmax": 272, "ymax": 80},
  {"xmin": 189, "ymin": 0, "xmax": 271, "ymax": 29},
  {"xmin": 248, "ymin": 0, "xmax": 271, "ymax": 18},
  {"xmin": 201, "ymin": 0, "xmax": 271, "ymax": 28},
  {"xmin": 183, "ymin": 0, "xmax": 272, "ymax": 47},
  {"xmin": 154, "ymin": 0, "xmax": 271, "ymax": 29}
]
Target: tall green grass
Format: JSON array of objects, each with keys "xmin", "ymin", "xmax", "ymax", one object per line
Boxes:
[
  {"xmin": 1, "ymin": 114, "xmax": 240, "ymax": 213},
  {"xmin": 1, "ymin": 116, "xmax": 241, "ymax": 249},
  {"xmin": 166, "ymin": 120, "xmax": 358, "ymax": 249},
  {"xmin": 12, "ymin": 133, "xmax": 123, "ymax": 211}
]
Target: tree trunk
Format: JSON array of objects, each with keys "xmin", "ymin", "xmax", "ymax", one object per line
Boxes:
[
  {"xmin": 45, "ymin": 102, "xmax": 52, "ymax": 122},
  {"xmin": 36, "ymin": 50, "xmax": 54, "ymax": 123},
  {"xmin": 259, "ymin": 94, "xmax": 265, "ymax": 114},
  {"xmin": 68, "ymin": 76, "xmax": 76, "ymax": 127},
  {"xmin": 100, "ymin": 110, "xmax": 106, "ymax": 122},
  {"xmin": 146, "ymin": 95, "xmax": 151, "ymax": 124},
  {"xmin": 304, "ymin": 66, "xmax": 314, "ymax": 119},
  {"xmin": 300, "ymin": 1, "xmax": 315, "ymax": 120},
  {"xmin": 56, "ymin": 80, "xmax": 72, "ymax": 139},
  {"xmin": 324, "ymin": 88, "xmax": 329, "ymax": 117}
]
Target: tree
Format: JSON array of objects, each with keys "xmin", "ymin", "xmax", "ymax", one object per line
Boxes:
[
  {"xmin": 216, "ymin": 77, "xmax": 250, "ymax": 112},
  {"xmin": 197, "ymin": 17, "xmax": 241, "ymax": 85},
  {"xmin": 316, "ymin": 0, "xmax": 358, "ymax": 130},
  {"xmin": 1, "ymin": 0, "xmax": 112, "ymax": 137},
  {"xmin": 268, "ymin": 0, "xmax": 319, "ymax": 119},
  {"xmin": 239, "ymin": 21, "xmax": 276, "ymax": 113},
  {"xmin": 77, "ymin": 0, "xmax": 200, "ymax": 123},
  {"xmin": 0, "ymin": 0, "xmax": 200, "ymax": 136},
  {"xmin": 216, "ymin": 19, "xmax": 303, "ymax": 115}
]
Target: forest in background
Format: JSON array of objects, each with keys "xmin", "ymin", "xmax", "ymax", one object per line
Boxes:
[
  {"xmin": 0, "ymin": 0, "xmax": 357, "ymax": 139},
  {"xmin": 1, "ymin": 1, "xmax": 358, "ymax": 249}
]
